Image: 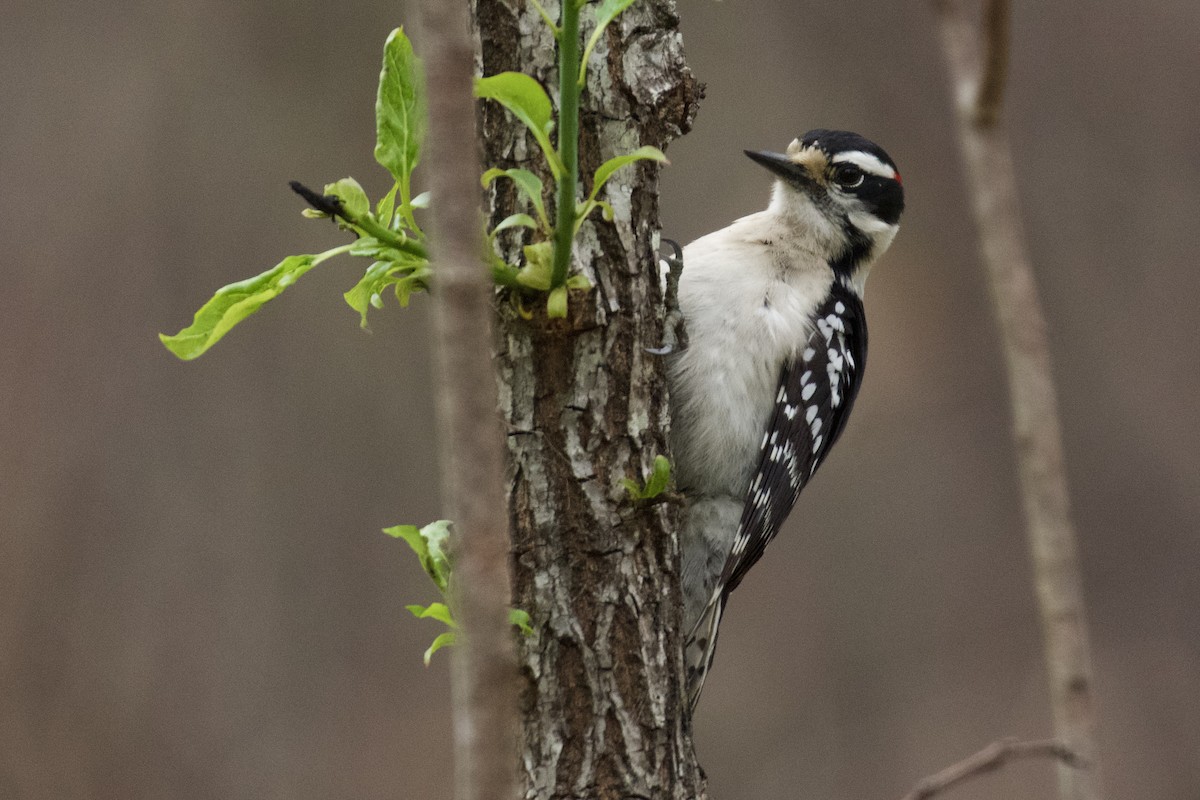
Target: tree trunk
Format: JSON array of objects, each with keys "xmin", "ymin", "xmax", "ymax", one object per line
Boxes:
[{"xmin": 471, "ymin": 1, "xmax": 703, "ymax": 797}]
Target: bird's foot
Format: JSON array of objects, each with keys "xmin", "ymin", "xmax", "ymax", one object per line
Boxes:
[{"xmin": 647, "ymin": 238, "xmax": 688, "ymax": 355}]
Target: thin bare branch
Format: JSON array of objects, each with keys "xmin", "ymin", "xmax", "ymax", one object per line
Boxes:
[
  {"xmin": 931, "ymin": 2, "xmax": 1105, "ymax": 799},
  {"xmin": 415, "ymin": 3, "xmax": 519, "ymax": 800},
  {"xmin": 975, "ymin": 0, "xmax": 1011, "ymax": 126},
  {"xmin": 899, "ymin": 738, "xmax": 1086, "ymax": 800}
]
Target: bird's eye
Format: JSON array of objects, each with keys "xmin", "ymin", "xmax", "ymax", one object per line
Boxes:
[{"xmin": 832, "ymin": 164, "xmax": 865, "ymax": 189}]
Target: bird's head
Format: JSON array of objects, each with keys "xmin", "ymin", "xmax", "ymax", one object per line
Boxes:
[{"xmin": 746, "ymin": 129, "xmax": 904, "ymax": 274}]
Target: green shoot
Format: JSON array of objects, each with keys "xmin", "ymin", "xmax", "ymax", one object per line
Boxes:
[{"xmin": 622, "ymin": 455, "xmax": 673, "ymax": 502}]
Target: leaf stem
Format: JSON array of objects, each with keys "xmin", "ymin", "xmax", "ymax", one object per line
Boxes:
[
  {"xmin": 313, "ymin": 243, "xmax": 356, "ymax": 265},
  {"xmin": 354, "ymin": 210, "xmax": 429, "ymax": 261},
  {"xmin": 529, "ymin": 0, "xmax": 559, "ymax": 35},
  {"xmin": 551, "ymin": 0, "xmax": 582, "ymax": 289}
]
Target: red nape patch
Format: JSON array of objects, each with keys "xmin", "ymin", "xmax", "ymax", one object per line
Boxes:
[{"xmin": 894, "ymin": 171, "xmax": 903, "ymax": 185}]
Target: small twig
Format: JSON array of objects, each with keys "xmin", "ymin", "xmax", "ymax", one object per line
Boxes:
[
  {"xmin": 899, "ymin": 738, "xmax": 1087, "ymax": 800},
  {"xmin": 974, "ymin": 0, "xmax": 1011, "ymax": 126},
  {"xmin": 288, "ymin": 179, "xmax": 345, "ymax": 218},
  {"xmin": 289, "ymin": 180, "xmax": 430, "ymax": 260}
]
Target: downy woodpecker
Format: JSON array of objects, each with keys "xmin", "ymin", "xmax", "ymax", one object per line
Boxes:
[{"xmin": 667, "ymin": 129, "xmax": 904, "ymax": 710}]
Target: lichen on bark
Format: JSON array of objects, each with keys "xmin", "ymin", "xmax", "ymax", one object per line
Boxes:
[{"xmin": 470, "ymin": 1, "xmax": 704, "ymax": 797}]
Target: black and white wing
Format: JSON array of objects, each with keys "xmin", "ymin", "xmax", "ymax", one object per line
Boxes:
[
  {"xmin": 722, "ymin": 282, "xmax": 868, "ymax": 593},
  {"xmin": 686, "ymin": 281, "xmax": 868, "ymax": 710}
]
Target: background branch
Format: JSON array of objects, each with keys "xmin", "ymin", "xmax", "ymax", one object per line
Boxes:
[
  {"xmin": 974, "ymin": 0, "xmax": 1010, "ymax": 125},
  {"xmin": 899, "ymin": 738, "xmax": 1085, "ymax": 800},
  {"xmin": 416, "ymin": 3, "xmax": 518, "ymax": 799},
  {"xmin": 932, "ymin": 2, "xmax": 1105, "ymax": 799}
]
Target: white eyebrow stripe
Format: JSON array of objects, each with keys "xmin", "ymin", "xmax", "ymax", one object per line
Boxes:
[{"xmin": 831, "ymin": 150, "xmax": 896, "ymax": 179}]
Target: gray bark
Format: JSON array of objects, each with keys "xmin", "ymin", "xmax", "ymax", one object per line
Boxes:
[{"xmin": 471, "ymin": 1, "xmax": 704, "ymax": 797}]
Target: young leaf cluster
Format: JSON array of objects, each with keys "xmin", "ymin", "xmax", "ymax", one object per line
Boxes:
[
  {"xmin": 384, "ymin": 520, "xmax": 533, "ymax": 665},
  {"xmin": 160, "ymin": 5, "xmax": 670, "ymax": 356},
  {"xmin": 475, "ymin": 0, "xmax": 666, "ymax": 319},
  {"xmin": 160, "ymin": 28, "xmax": 431, "ymax": 360}
]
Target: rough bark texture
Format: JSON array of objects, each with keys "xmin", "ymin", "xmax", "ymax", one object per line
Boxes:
[
  {"xmin": 471, "ymin": 1, "xmax": 703, "ymax": 797},
  {"xmin": 417, "ymin": 4, "xmax": 521, "ymax": 800},
  {"xmin": 933, "ymin": 3, "xmax": 1105, "ymax": 799}
]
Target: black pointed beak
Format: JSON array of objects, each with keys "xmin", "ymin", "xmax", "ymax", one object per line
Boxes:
[{"xmin": 744, "ymin": 150, "xmax": 815, "ymax": 187}]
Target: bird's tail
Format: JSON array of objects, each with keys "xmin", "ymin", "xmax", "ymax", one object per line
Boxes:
[{"xmin": 684, "ymin": 590, "xmax": 726, "ymax": 713}]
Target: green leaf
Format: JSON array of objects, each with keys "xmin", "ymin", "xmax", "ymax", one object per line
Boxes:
[
  {"xmin": 406, "ymin": 602, "xmax": 458, "ymax": 629},
  {"xmin": 349, "ymin": 237, "xmax": 402, "ymax": 261},
  {"xmin": 565, "ymin": 273, "xmax": 593, "ymax": 291},
  {"xmin": 344, "ymin": 256, "xmax": 430, "ymax": 327},
  {"xmin": 160, "ymin": 253, "xmax": 326, "ymax": 360},
  {"xmin": 419, "ymin": 520, "xmax": 454, "ymax": 593},
  {"xmin": 491, "ymin": 260, "xmax": 522, "ymax": 288},
  {"xmin": 622, "ymin": 454, "xmax": 673, "ymax": 501},
  {"xmin": 375, "ymin": 28, "xmax": 427, "ymax": 193},
  {"xmin": 384, "ymin": 524, "xmax": 428, "ymax": 563},
  {"xmin": 392, "ymin": 265, "xmax": 432, "ymax": 308},
  {"xmin": 324, "ymin": 177, "xmax": 370, "ymax": 221},
  {"xmin": 588, "ymin": 146, "xmax": 667, "ymax": 203},
  {"xmin": 509, "ymin": 608, "xmax": 534, "ymax": 636},
  {"xmin": 383, "ymin": 520, "xmax": 453, "ymax": 593},
  {"xmin": 620, "ymin": 478, "xmax": 641, "ymax": 499},
  {"xmin": 491, "ymin": 213, "xmax": 538, "ymax": 238},
  {"xmin": 376, "ymin": 182, "xmax": 400, "ymax": 229},
  {"xmin": 516, "ymin": 241, "xmax": 555, "ymax": 291},
  {"xmin": 573, "ymin": 199, "xmax": 615, "ymax": 234},
  {"xmin": 474, "ymin": 73, "xmax": 551, "ymax": 140},
  {"xmin": 345, "ymin": 261, "xmax": 398, "ymax": 326},
  {"xmin": 474, "ymin": 73, "xmax": 564, "ymax": 178},
  {"xmin": 423, "ymin": 631, "xmax": 456, "ymax": 666},
  {"xmin": 398, "ymin": 192, "xmax": 430, "ymax": 239},
  {"xmin": 580, "ymin": 0, "xmax": 639, "ymax": 85},
  {"xmin": 546, "ymin": 285, "xmax": 569, "ymax": 319},
  {"xmin": 482, "ymin": 168, "xmax": 550, "ymax": 231},
  {"xmin": 643, "ymin": 454, "xmax": 672, "ymax": 499}
]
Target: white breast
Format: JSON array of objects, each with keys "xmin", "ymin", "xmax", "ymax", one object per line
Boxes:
[{"xmin": 668, "ymin": 210, "xmax": 834, "ymax": 497}]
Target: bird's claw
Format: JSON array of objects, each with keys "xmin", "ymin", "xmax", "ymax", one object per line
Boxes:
[{"xmin": 648, "ymin": 238, "xmax": 688, "ymax": 355}]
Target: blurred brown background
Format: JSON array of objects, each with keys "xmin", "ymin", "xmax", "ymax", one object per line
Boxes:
[{"xmin": 2, "ymin": 1, "xmax": 1197, "ymax": 798}]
